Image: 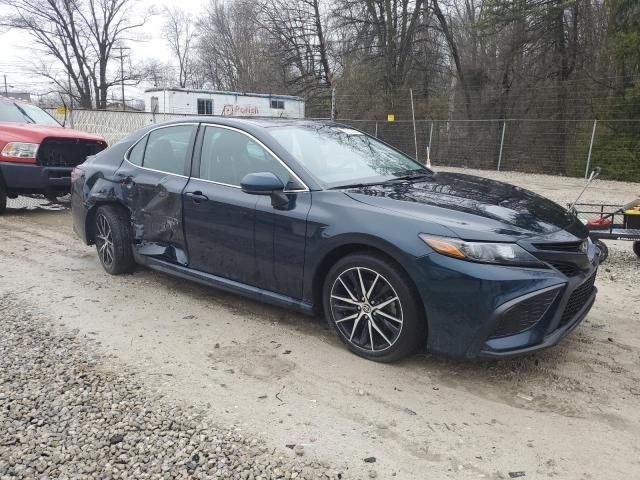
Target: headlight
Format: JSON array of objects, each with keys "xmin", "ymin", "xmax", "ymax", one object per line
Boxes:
[
  {"xmin": 419, "ymin": 234, "xmax": 544, "ymax": 267},
  {"xmin": 1, "ymin": 142, "xmax": 39, "ymax": 159}
]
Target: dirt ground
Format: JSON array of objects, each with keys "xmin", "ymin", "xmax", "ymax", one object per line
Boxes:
[{"xmin": 1, "ymin": 170, "xmax": 639, "ymax": 479}]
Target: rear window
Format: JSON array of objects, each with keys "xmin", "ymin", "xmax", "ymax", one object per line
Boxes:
[
  {"xmin": 142, "ymin": 125, "xmax": 195, "ymax": 175},
  {"xmin": 0, "ymin": 100, "xmax": 60, "ymax": 126},
  {"xmin": 127, "ymin": 137, "xmax": 147, "ymax": 166}
]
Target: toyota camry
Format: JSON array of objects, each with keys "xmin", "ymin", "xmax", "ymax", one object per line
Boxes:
[{"xmin": 71, "ymin": 118, "xmax": 599, "ymax": 362}]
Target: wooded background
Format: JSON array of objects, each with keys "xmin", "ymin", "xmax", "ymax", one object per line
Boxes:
[{"xmin": 2, "ymin": 0, "xmax": 639, "ymax": 180}]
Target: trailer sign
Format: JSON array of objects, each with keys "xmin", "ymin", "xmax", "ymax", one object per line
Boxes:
[{"xmin": 223, "ymin": 104, "xmax": 259, "ymax": 116}]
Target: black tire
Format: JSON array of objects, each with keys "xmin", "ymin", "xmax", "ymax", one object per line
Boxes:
[
  {"xmin": 595, "ymin": 239, "xmax": 609, "ymax": 264},
  {"xmin": 633, "ymin": 241, "xmax": 640, "ymax": 258},
  {"xmin": 323, "ymin": 252, "xmax": 426, "ymax": 362},
  {"xmin": 0, "ymin": 180, "xmax": 6, "ymax": 214},
  {"xmin": 94, "ymin": 205, "xmax": 135, "ymax": 275},
  {"xmin": 45, "ymin": 193, "xmax": 60, "ymax": 203}
]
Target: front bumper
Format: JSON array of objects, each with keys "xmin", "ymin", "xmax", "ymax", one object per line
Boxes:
[
  {"xmin": 0, "ymin": 161, "xmax": 72, "ymax": 193},
  {"xmin": 411, "ymin": 253, "xmax": 598, "ymax": 359}
]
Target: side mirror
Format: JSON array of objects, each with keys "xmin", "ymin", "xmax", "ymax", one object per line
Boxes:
[{"xmin": 240, "ymin": 172, "xmax": 284, "ymax": 195}]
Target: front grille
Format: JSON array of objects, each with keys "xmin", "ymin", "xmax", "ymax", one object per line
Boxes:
[
  {"xmin": 533, "ymin": 241, "xmax": 583, "ymax": 252},
  {"xmin": 549, "ymin": 261, "xmax": 582, "ymax": 277},
  {"xmin": 37, "ymin": 138, "xmax": 106, "ymax": 167},
  {"xmin": 490, "ymin": 288, "xmax": 559, "ymax": 338},
  {"xmin": 531, "ymin": 239, "xmax": 591, "ymax": 277},
  {"xmin": 560, "ymin": 272, "xmax": 597, "ymax": 326}
]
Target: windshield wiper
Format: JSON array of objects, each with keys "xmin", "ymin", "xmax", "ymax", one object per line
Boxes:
[
  {"xmin": 329, "ymin": 171, "xmax": 433, "ymax": 190},
  {"xmin": 384, "ymin": 172, "xmax": 433, "ymax": 183},
  {"xmin": 329, "ymin": 181, "xmax": 387, "ymax": 190},
  {"xmin": 13, "ymin": 102, "xmax": 36, "ymax": 124}
]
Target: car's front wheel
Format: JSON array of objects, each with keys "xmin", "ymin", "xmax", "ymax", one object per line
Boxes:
[
  {"xmin": 323, "ymin": 253, "xmax": 426, "ymax": 362},
  {"xmin": 595, "ymin": 239, "xmax": 609, "ymax": 263},
  {"xmin": 94, "ymin": 205, "xmax": 135, "ymax": 275},
  {"xmin": 0, "ymin": 181, "xmax": 7, "ymax": 214}
]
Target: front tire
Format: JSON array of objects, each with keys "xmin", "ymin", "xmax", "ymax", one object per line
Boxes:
[
  {"xmin": 595, "ymin": 239, "xmax": 609, "ymax": 263},
  {"xmin": 94, "ymin": 206, "xmax": 135, "ymax": 275},
  {"xmin": 633, "ymin": 241, "xmax": 640, "ymax": 258},
  {"xmin": 323, "ymin": 253, "xmax": 426, "ymax": 362},
  {"xmin": 0, "ymin": 181, "xmax": 6, "ymax": 214}
]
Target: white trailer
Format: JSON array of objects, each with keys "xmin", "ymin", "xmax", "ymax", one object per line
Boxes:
[{"xmin": 144, "ymin": 88, "xmax": 305, "ymax": 118}]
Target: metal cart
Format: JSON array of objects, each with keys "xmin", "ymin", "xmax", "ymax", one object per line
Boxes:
[
  {"xmin": 567, "ymin": 168, "xmax": 640, "ymax": 263},
  {"xmin": 570, "ymin": 202, "xmax": 640, "ymax": 262}
]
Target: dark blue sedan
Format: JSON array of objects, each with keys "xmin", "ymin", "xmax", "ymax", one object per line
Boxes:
[{"xmin": 71, "ymin": 118, "xmax": 599, "ymax": 361}]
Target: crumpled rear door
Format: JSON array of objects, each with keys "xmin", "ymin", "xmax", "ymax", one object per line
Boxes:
[{"xmin": 118, "ymin": 123, "xmax": 198, "ymax": 265}]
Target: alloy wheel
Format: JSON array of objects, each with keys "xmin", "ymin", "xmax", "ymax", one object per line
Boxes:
[
  {"xmin": 95, "ymin": 213, "xmax": 115, "ymax": 267},
  {"xmin": 330, "ymin": 267, "xmax": 403, "ymax": 352}
]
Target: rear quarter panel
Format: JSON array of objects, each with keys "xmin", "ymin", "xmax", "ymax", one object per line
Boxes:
[{"xmin": 73, "ymin": 138, "xmax": 138, "ymax": 244}]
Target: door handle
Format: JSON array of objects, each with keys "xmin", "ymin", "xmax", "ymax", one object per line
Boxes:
[{"xmin": 185, "ymin": 191, "xmax": 209, "ymax": 203}]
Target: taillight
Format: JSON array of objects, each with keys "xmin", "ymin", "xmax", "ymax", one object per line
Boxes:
[{"xmin": 71, "ymin": 166, "xmax": 84, "ymax": 183}]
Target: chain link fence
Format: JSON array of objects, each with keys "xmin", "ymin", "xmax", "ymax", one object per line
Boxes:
[
  {"xmin": 45, "ymin": 109, "xmax": 193, "ymax": 145},
  {"xmin": 46, "ymin": 108, "xmax": 640, "ymax": 182}
]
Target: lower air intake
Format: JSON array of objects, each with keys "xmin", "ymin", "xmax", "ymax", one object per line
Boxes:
[
  {"xmin": 560, "ymin": 272, "xmax": 597, "ymax": 326},
  {"xmin": 490, "ymin": 288, "xmax": 559, "ymax": 338}
]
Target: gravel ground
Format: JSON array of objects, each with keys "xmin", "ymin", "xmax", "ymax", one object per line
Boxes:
[
  {"xmin": 437, "ymin": 166, "xmax": 639, "ymax": 206},
  {"xmin": 5, "ymin": 195, "xmax": 69, "ymax": 211},
  {"xmin": 0, "ymin": 295, "xmax": 341, "ymax": 480}
]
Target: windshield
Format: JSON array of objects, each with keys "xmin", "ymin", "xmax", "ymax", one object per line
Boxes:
[
  {"xmin": 269, "ymin": 124, "xmax": 429, "ymax": 188},
  {"xmin": 0, "ymin": 100, "xmax": 61, "ymax": 126}
]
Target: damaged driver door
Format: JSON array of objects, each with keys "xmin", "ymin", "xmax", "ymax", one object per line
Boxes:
[{"xmin": 118, "ymin": 123, "xmax": 198, "ymax": 265}]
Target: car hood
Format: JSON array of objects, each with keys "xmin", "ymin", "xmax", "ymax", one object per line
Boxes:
[
  {"xmin": 0, "ymin": 122, "xmax": 106, "ymax": 144},
  {"xmin": 343, "ymin": 172, "xmax": 588, "ymax": 242}
]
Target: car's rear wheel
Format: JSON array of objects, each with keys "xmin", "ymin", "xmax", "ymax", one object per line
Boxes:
[
  {"xmin": 94, "ymin": 205, "xmax": 135, "ymax": 275},
  {"xmin": 323, "ymin": 253, "xmax": 426, "ymax": 362}
]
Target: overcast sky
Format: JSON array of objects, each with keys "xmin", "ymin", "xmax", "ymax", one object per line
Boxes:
[{"xmin": 0, "ymin": 0, "xmax": 206, "ymax": 102}]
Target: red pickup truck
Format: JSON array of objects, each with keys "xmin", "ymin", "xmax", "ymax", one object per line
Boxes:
[{"xmin": 0, "ymin": 97, "xmax": 107, "ymax": 213}]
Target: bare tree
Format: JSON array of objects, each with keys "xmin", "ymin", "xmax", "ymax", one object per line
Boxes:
[
  {"xmin": 140, "ymin": 59, "xmax": 177, "ymax": 88},
  {"xmin": 196, "ymin": 0, "xmax": 285, "ymax": 92},
  {"xmin": 335, "ymin": 0, "xmax": 427, "ymax": 97},
  {"xmin": 258, "ymin": 0, "xmax": 334, "ymax": 93},
  {"xmin": 163, "ymin": 7, "xmax": 195, "ymax": 88},
  {"xmin": 1, "ymin": 0, "xmax": 150, "ymax": 108}
]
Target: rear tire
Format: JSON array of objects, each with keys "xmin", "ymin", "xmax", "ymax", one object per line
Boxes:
[
  {"xmin": 633, "ymin": 241, "xmax": 640, "ymax": 258},
  {"xmin": 323, "ymin": 252, "xmax": 426, "ymax": 362},
  {"xmin": 94, "ymin": 205, "xmax": 135, "ymax": 275},
  {"xmin": 595, "ymin": 239, "xmax": 608, "ymax": 263}
]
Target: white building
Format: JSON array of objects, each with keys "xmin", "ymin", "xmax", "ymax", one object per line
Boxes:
[{"xmin": 144, "ymin": 88, "xmax": 305, "ymax": 118}]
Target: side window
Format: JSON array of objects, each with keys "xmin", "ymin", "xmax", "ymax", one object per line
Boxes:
[
  {"xmin": 127, "ymin": 136, "xmax": 147, "ymax": 166},
  {"xmin": 270, "ymin": 99, "xmax": 284, "ymax": 110},
  {"xmin": 143, "ymin": 125, "xmax": 195, "ymax": 175},
  {"xmin": 197, "ymin": 99, "xmax": 213, "ymax": 115},
  {"xmin": 199, "ymin": 127, "xmax": 291, "ymax": 187}
]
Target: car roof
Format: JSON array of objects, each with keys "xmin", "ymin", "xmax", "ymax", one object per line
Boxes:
[{"xmin": 160, "ymin": 116, "xmax": 336, "ymax": 130}]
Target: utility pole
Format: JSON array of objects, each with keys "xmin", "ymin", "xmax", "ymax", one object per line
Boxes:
[
  {"xmin": 4, "ymin": 75, "xmax": 7, "ymax": 96},
  {"xmin": 410, "ymin": 88, "xmax": 419, "ymax": 161},
  {"xmin": 67, "ymin": 71, "xmax": 72, "ymax": 107},
  {"xmin": 67, "ymin": 71, "xmax": 74, "ymax": 128},
  {"xmin": 120, "ymin": 46, "xmax": 125, "ymax": 111},
  {"xmin": 114, "ymin": 45, "xmax": 130, "ymax": 111},
  {"xmin": 330, "ymin": 88, "xmax": 336, "ymax": 121}
]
